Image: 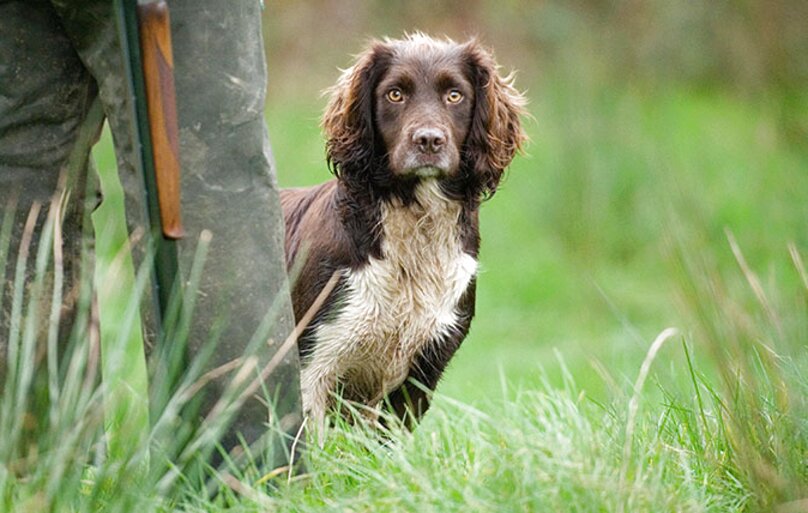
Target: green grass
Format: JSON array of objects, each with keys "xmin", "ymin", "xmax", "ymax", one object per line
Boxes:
[
  {"xmin": 2, "ymin": 74, "xmax": 806, "ymax": 511},
  {"xmin": 262, "ymin": 82, "xmax": 808, "ymax": 511},
  {"xmin": 268, "ymin": 84, "xmax": 807, "ymax": 403}
]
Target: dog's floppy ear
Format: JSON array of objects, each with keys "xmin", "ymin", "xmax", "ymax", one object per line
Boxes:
[
  {"xmin": 323, "ymin": 41, "xmax": 393, "ymax": 181},
  {"xmin": 462, "ymin": 40, "xmax": 527, "ymax": 199}
]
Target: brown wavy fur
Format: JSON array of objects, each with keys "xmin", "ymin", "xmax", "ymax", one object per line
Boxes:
[
  {"xmin": 282, "ymin": 34, "xmax": 527, "ymax": 427},
  {"xmin": 322, "ymin": 34, "xmax": 527, "ymax": 201}
]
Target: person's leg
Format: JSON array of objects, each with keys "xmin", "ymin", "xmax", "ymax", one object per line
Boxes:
[
  {"xmin": 51, "ymin": 0, "xmax": 303, "ymax": 463},
  {"xmin": 168, "ymin": 1, "xmax": 303, "ymax": 459},
  {"xmin": 0, "ymin": 0, "xmax": 97, "ymax": 385}
]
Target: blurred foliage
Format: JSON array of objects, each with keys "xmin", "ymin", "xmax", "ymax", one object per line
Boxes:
[
  {"xmin": 262, "ymin": 1, "xmax": 807, "ymax": 400},
  {"xmin": 263, "ymin": 0, "xmax": 807, "ymax": 138}
]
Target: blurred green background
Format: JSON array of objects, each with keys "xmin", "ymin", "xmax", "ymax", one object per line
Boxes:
[
  {"xmin": 259, "ymin": 1, "xmax": 807, "ymax": 405},
  {"xmin": 91, "ymin": 0, "xmax": 807, "ymax": 408},
  {"xmin": 50, "ymin": 4, "xmax": 805, "ymax": 508}
]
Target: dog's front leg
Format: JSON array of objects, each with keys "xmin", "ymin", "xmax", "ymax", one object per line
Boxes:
[
  {"xmin": 301, "ymin": 368, "xmax": 337, "ymax": 446},
  {"xmin": 385, "ymin": 281, "xmax": 476, "ymax": 429},
  {"xmin": 385, "ymin": 377, "xmax": 433, "ymax": 430},
  {"xmin": 383, "ymin": 332, "xmax": 462, "ymax": 429}
]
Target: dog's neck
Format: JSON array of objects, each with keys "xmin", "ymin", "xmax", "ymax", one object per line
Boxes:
[
  {"xmin": 377, "ymin": 179, "xmax": 463, "ymax": 269},
  {"xmin": 336, "ymin": 176, "xmax": 472, "ymax": 264}
]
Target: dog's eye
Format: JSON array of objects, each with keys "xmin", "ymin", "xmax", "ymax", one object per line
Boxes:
[
  {"xmin": 386, "ymin": 88, "xmax": 404, "ymax": 103},
  {"xmin": 447, "ymin": 90, "xmax": 464, "ymax": 104}
]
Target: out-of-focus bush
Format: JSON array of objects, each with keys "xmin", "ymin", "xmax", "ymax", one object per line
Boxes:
[
  {"xmin": 263, "ymin": 0, "xmax": 807, "ymax": 91},
  {"xmin": 263, "ymin": 1, "xmax": 807, "ymax": 139}
]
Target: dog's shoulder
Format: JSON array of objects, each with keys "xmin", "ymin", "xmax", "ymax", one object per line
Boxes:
[
  {"xmin": 280, "ymin": 180, "xmax": 338, "ymax": 228},
  {"xmin": 280, "ymin": 180, "xmax": 354, "ymax": 318}
]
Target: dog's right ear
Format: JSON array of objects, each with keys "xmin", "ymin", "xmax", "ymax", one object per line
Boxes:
[
  {"xmin": 322, "ymin": 41, "xmax": 393, "ymax": 181},
  {"xmin": 461, "ymin": 40, "xmax": 527, "ymax": 200}
]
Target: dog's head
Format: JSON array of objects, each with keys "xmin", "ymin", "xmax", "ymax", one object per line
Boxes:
[{"xmin": 323, "ymin": 33, "xmax": 527, "ymax": 199}]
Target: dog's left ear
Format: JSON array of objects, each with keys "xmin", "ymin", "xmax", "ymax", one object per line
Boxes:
[
  {"xmin": 322, "ymin": 41, "xmax": 393, "ymax": 181},
  {"xmin": 462, "ymin": 41, "xmax": 528, "ymax": 199}
]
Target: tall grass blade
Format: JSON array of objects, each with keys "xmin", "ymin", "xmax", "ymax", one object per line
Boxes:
[
  {"xmin": 1, "ymin": 204, "xmax": 41, "ymax": 463},
  {"xmin": 92, "ymin": 161, "xmax": 150, "ymax": 468},
  {"xmin": 46, "ymin": 174, "xmax": 69, "ymax": 431},
  {"xmin": 0, "ymin": 195, "xmax": 17, "ymax": 330},
  {"xmin": 619, "ymin": 326, "xmax": 678, "ymax": 509}
]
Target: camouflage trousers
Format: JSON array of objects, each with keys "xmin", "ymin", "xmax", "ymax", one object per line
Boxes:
[{"xmin": 0, "ymin": 0, "xmax": 302, "ymax": 465}]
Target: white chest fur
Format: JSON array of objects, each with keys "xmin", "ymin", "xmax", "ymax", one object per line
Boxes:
[{"xmin": 300, "ymin": 180, "xmax": 478, "ymax": 422}]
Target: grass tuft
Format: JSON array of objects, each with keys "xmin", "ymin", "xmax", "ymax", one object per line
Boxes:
[{"xmin": 1, "ymin": 60, "xmax": 805, "ymax": 510}]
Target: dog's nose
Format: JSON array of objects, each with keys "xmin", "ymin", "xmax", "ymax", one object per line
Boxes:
[{"xmin": 413, "ymin": 128, "xmax": 446, "ymax": 154}]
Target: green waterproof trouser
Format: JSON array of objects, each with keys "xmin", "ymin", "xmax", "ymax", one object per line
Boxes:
[{"xmin": 0, "ymin": 0, "xmax": 302, "ymax": 464}]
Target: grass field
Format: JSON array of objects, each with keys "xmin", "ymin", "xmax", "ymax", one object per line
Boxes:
[
  {"xmin": 265, "ymin": 81, "xmax": 808, "ymax": 511},
  {"xmin": 267, "ymin": 83, "xmax": 807, "ymax": 403},
  {"xmin": 2, "ymin": 69, "xmax": 806, "ymax": 511}
]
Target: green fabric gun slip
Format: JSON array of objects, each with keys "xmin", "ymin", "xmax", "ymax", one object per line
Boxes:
[
  {"xmin": 116, "ymin": 0, "xmax": 305, "ymax": 471},
  {"xmin": 0, "ymin": 0, "xmax": 304, "ymax": 474}
]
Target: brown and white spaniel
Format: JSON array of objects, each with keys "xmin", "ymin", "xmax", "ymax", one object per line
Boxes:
[{"xmin": 280, "ymin": 33, "xmax": 526, "ymax": 431}]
